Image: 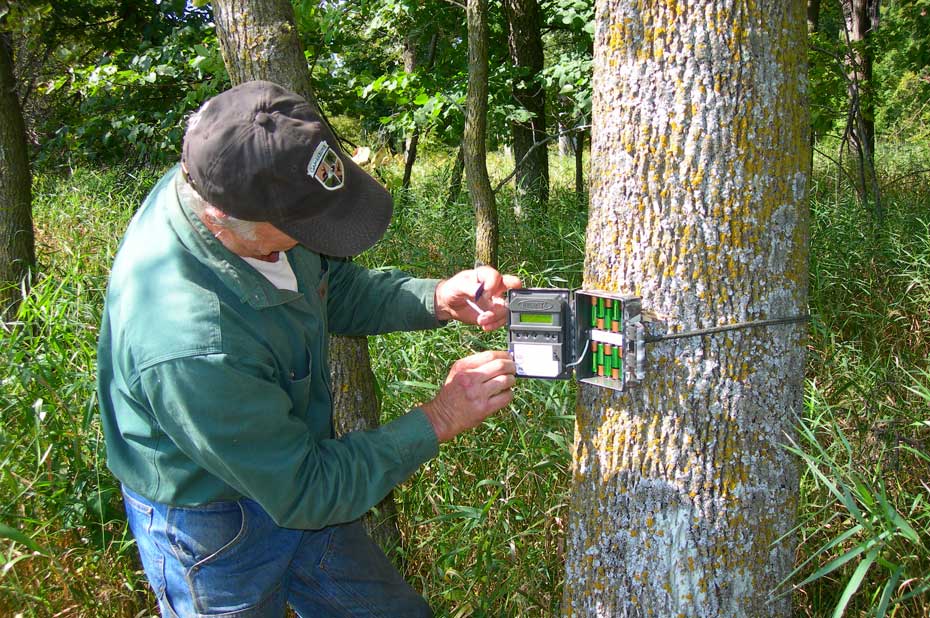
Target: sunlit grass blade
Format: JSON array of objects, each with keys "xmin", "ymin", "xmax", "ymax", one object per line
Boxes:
[
  {"xmin": 874, "ymin": 564, "xmax": 902, "ymax": 618},
  {"xmin": 831, "ymin": 546, "xmax": 878, "ymax": 618}
]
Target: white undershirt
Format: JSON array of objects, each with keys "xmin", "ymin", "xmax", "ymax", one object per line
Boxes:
[{"xmin": 242, "ymin": 253, "xmax": 299, "ymax": 292}]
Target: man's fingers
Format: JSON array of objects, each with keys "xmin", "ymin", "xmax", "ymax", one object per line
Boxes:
[
  {"xmin": 486, "ymin": 388, "xmax": 514, "ymax": 410},
  {"xmin": 455, "ymin": 350, "xmax": 512, "ymax": 367},
  {"xmin": 474, "ymin": 267, "xmax": 522, "ymax": 299},
  {"xmin": 478, "ymin": 314, "xmax": 508, "ymax": 331},
  {"xmin": 484, "ymin": 372, "xmax": 516, "ymax": 393}
]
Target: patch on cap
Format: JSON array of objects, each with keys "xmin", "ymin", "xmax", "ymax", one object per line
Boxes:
[{"xmin": 307, "ymin": 141, "xmax": 345, "ymax": 191}]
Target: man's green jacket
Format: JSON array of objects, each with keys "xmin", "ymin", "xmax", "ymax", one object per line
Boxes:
[{"xmin": 97, "ymin": 166, "xmax": 441, "ymax": 529}]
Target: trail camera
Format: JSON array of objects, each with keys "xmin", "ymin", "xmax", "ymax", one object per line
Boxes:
[{"xmin": 507, "ymin": 289, "xmax": 645, "ymax": 392}]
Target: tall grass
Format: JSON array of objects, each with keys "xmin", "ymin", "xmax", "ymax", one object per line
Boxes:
[
  {"xmin": 1, "ymin": 146, "xmax": 928, "ymax": 617},
  {"xmin": 787, "ymin": 142, "xmax": 930, "ymax": 617},
  {"xmin": 1, "ymin": 167, "xmax": 162, "ymax": 616}
]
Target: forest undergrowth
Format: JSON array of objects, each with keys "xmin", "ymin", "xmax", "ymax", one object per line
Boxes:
[{"xmin": 0, "ymin": 147, "xmax": 928, "ymax": 617}]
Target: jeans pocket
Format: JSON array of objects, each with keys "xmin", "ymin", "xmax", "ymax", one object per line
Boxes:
[
  {"xmin": 166, "ymin": 499, "xmax": 291, "ymax": 616},
  {"xmin": 122, "ymin": 489, "xmax": 167, "ymax": 600},
  {"xmin": 166, "ymin": 500, "xmax": 246, "ymax": 571}
]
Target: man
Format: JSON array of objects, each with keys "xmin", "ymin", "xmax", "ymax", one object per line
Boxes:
[{"xmin": 97, "ymin": 80, "xmax": 520, "ymax": 617}]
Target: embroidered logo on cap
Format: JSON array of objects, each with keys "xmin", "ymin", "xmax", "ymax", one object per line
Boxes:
[{"xmin": 307, "ymin": 141, "xmax": 345, "ymax": 191}]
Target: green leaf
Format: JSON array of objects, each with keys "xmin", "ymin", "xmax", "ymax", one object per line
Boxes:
[
  {"xmin": 0, "ymin": 523, "xmax": 49, "ymax": 556},
  {"xmin": 830, "ymin": 547, "xmax": 877, "ymax": 618},
  {"xmin": 875, "ymin": 489, "xmax": 921, "ymax": 545},
  {"xmin": 795, "ymin": 540, "xmax": 873, "ymax": 589},
  {"xmin": 874, "ymin": 565, "xmax": 903, "ymax": 618}
]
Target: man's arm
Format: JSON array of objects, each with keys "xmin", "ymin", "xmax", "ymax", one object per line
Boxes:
[
  {"xmin": 325, "ymin": 260, "xmax": 522, "ymax": 335},
  {"xmin": 325, "ymin": 259, "xmax": 443, "ymax": 335},
  {"xmin": 138, "ymin": 348, "xmax": 515, "ymax": 527},
  {"xmin": 139, "ymin": 353, "xmax": 438, "ymax": 529}
]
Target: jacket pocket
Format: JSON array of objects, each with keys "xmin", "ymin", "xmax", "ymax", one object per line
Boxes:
[{"xmin": 286, "ymin": 367, "xmax": 313, "ymax": 419}]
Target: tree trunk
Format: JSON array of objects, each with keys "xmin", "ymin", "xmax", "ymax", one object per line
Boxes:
[
  {"xmin": 0, "ymin": 25, "xmax": 34, "ymax": 318},
  {"xmin": 445, "ymin": 144, "xmax": 465, "ymax": 208},
  {"xmin": 842, "ymin": 0, "xmax": 877, "ymax": 159},
  {"xmin": 213, "ymin": 0, "xmax": 318, "ymax": 112},
  {"xmin": 807, "ymin": 0, "xmax": 821, "ymax": 32},
  {"xmin": 574, "ymin": 127, "xmax": 585, "ymax": 200},
  {"xmin": 559, "ymin": 120, "xmax": 573, "ymax": 157},
  {"xmin": 503, "ymin": 0, "xmax": 549, "ymax": 209},
  {"xmin": 212, "ymin": 0, "xmax": 404, "ymax": 557},
  {"xmin": 464, "ymin": 0, "xmax": 497, "ymax": 268},
  {"xmin": 562, "ymin": 1, "xmax": 809, "ymax": 616},
  {"xmin": 328, "ymin": 335, "xmax": 404, "ymax": 555},
  {"xmin": 808, "ymin": 0, "xmax": 820, "ymax": 175},
  {"xmin": 841, "ymin": 0, "xmax": 880, "ymax": 215},
  {"xmin": 401, "ymin": 32, "xmax": 438, "ymax": 193}
]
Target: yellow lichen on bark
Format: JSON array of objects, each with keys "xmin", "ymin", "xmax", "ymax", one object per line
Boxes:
[{"xmin": 564, "ymin": 0, "xmax": 808, "ymax": 616}]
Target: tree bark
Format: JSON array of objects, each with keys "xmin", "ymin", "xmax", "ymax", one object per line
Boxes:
[
  {"xmin": 464, "ymin": 0, "xmax": 498, "ymax": 268},
  {"xmin": 842, "ymin": 0, "xmax": 877, "ymax": 159},
  {"xmin": 807, "ymin": 0, "xmax": 820, "ymax": 175},
  {"xmin": 841, "ymin": 0, "xmax": 880, "ymax": 214},
  {"xmin": 559, "ymin": 120, "xmax": 573, "ymax": 157},
  {"xmin": 562, "ymin": 1, "xmax": 809, "ymax": 616},
  {"xmin": 445, "ymin": 144, "xmax": 465, "ymax": 208},
  {"xmin": 503, "ymin": 0, "xmax": 549, "ymax": 210},
  {"xmin": 807, "ymin": 0, "xmax": 821, "ymax": 32},
  {"xmin": 574, "ymin": 127, "xmax": 585, "ymax": 200},
  {"xmin": 212, "ymin": 0, "xmax": 404, "ymax": 557},
  {"xmin": 213, "ymin": 0, "xmax": 318, "ymax": 111},
  {"xmin": 0, "ymin": 24, "xmax": 34, "ymax": 318},
  {"xmin": 328, "ymin": 335, "xmax": 404, "ymax": 553}
]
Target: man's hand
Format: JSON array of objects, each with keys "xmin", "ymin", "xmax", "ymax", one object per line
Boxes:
[
  {"xmin": 434, "ymin": 266, "xmax": 522, "ymax": 331},
  {"xmin": 421, "ymin": 351, "xmax": 516, "ymax": 443}
]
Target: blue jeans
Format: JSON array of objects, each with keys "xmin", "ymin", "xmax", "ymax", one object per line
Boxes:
[{"xmin": 122, "ymin": 486, "xmax": 433, "ymax": 617}]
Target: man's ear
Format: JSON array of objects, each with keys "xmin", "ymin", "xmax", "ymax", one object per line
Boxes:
[{"xmin": 203, "ymin": 204, "xmax": 229, "ymax": 226}]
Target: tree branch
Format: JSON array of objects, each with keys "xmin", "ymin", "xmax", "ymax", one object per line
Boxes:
[{"xmin": 493, "ymin": 122, "xmax": 590, "ymax": 194}]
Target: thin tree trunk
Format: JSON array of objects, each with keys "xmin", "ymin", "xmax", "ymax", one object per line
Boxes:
[
  {"xmin": 503, "ymin": 0, "xmax": 549, "ymax": 209},
  {"xmin": 464, "ymin": 0, "xmax": 497, "ymax": 268},
  {"xmin": 807, "ymin": 0, "xmax": 821, "ymax": 32},
  {"xmin": 212, "ymin": 0, "xmax": 404, "ymax": 558},
  {"xmin": 401, "ymin": 32, "xmax": 438, "ymax": 192},
  {"xmin": 842, "ymin": 0, "xmax": 877, "ymax": 160},
  {"xmin": 842, "ymin": 0, "xmax": 881, "ymax": 216},
  {"xmin": 0, "ymin": 25, "xmax": 34, "ymax": 318},
  {"xmin": 559, "ymin": 120, "xmax": 573, "ymax": 157},
  {"xmin": 562, "ymin": 1, "xmax": 809, "ymax": 616},
  {"xmin": 574, "ymin": 127, "xmax": 585, "ymax": 200},
  {"xmin": 445, "ymin": 144, "xmax": 465, "ymax": 208},
  {"xmin": 808, "ymin": 0, "xmax": 820, "ymax": 175}
]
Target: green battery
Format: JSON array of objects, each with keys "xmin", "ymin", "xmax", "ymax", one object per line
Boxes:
[
  {"xmin": 613, "ymin": 346, "xmax": 621, "ymax": 378},
  {"xmin": 604, "ymin": 350, "xmax": 612, "ymax": 375},
  {"xmin": 597, "ymin": 343, "xmax": 604, "ymax": 376},
  {"xmin": 591, "ymin": 299, "xmax": 597, "ymax": 327}
]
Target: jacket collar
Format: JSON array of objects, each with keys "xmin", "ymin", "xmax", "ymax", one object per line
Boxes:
[{"xmin": 164, "ymin": 165, "xmax": 307, "ymax": 309}]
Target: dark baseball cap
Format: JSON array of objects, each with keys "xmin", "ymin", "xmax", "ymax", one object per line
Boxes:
[{"xmin": 181, "ymin": 80, "xmax": 393, "ymax": 257}]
